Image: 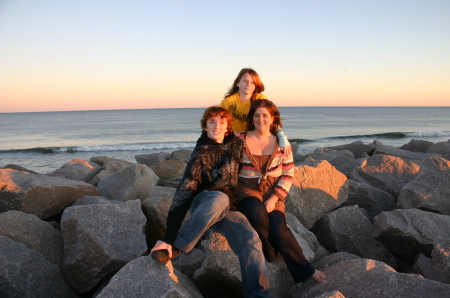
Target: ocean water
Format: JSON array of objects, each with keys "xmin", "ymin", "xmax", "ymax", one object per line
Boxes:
[{"xmin": 1, "ymin": 107, "xmax": 449, "ymax": 174}]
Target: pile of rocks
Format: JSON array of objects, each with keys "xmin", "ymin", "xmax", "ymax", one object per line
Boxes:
[{"xmin": 1, "ymin": 139, "xmax": 449, "ymax": 298}]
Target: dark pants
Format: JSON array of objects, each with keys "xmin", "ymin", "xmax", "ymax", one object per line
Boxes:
[{"xmin": 238, "ymin": 196, "xmax": 315, "ymax": 283}]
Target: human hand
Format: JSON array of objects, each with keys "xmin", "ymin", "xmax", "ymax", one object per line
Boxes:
[
  {"xmin": 150, "ymin": 240, "xmax": 173, "ymax": 258},
  {"xmin": 264, "ymin": 196, "xmax": 278, "ymax": 213}
]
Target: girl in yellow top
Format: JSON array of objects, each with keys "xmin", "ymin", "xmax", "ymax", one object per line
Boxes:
[{"xmin": 220, "ymin": 68, "xmax": 289, "ymax": 148}]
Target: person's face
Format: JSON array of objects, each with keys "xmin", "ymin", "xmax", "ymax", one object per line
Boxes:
[
  {"xmin": 204, "ymin": 116, "xmax": 228, "ymax": 143},
  {"xmin": 237, "ymin": 73, "xmax": 256, "ymax": 96},
  {"xmin": 253, "ymin": 107, "xmax": 274, "ymax": 132}
]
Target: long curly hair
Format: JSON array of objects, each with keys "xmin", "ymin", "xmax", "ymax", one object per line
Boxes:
[
  {"xmin": 247, "ymin": 99, "xmax": 283, "ymax": 134},
  {"xmin": 224, "ymin": 68, "xmax": 265, "ymax": 101}
]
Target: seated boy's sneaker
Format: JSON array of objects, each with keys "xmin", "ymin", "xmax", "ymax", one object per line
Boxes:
[
  {"xmin": 151, "ymin": 249, "xmax": 170, "ymax": 264},
  {"xmin": 171, "ymin": 247, "xmax": 182, "ymax": 260},
  {"xmin": 151, "ymin": 248, "xmax": 182, "ymax": 264}
]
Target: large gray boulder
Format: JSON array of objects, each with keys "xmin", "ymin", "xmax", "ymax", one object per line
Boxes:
[
  {"xmin": 396, "ymin": 156, "xmax": 450, "ymax": 215},
  {"xmin": 286, "ymin": 216, "xmax": 315, "ymax": 263},
  {"xmin": 95, "ymin": 256, "xmax": 203, "ymax": 298},
  {"xmin": 97, "ymin": 164, "xmax": 158, "ymax": 202},
  {"xmin": 432, "ymin": 243, "xmax": 450, "ymax": 284},
  {"xmin": 164, "ymin": 176, "xmax": 182, "ymax": 188},
  {"xmin": 286, "ymin": 213, "xmax": 329, "ymax": 262},
  {"xmin": 304, "ymin": 149, "xmax": 361, "ymax": 177},
  {"xmin": 195, "ymin": 231, "xmax": 298, "ymax": 298},
  {"xmin": 89, "ymin": 159, "xmax": 134, "ymax": 186},
  {"xmin": 61, "ymin": 199, "xmax": 147, "ymax": 294},
  {"xmin": 50, "ymin": 158, "xmax": 102, "ymax": 182},
  {"xmin": 194, "ymin": 233, "xmax": 246, "ymax": 298},
  {"xmin": 171, "ymin": 149, "xmax": 193, "ymax": 163},
  {"xmin": 312, "ymin": 205, "xmax": 396, "ymax": 268},
  {"xmin": 0, "ymin": 210, "xmax": 64, "ymax": 266},
  {"xmin": 426, "ymin": 140, "xmax": 450, "ymax": 160},
  {"xmin": 412, "ymin": 253, "xmax": 434, "ymax": 280},
  {"xmin": 71, "ymin": 195, "xmax": 110, "ymax": 206},
  {"xmin": 372, "ymin": 209, "xmax": 450, "ymax": 261},
  {"xmin": 172, "ymin": 248, "xmax": 206, "ymax": 279},
  {"xmin": 0, "ymin": 168, "xmax": 97, "ymax": 219},
  {"xmin": 90, "ymin": 155, "xmax": 133, "ymax": 167},
  {"xmin": 349, "ymin": 154, "xmax": 421, "ymax": 196},
  {"xmin": 2, "ymin": 164, "xmax": 39, "ymax": 174},
  {"xmin": 293, "ymin": 258, "xmax": 450, "ymax": 298},
  {"xmin": 0, "ymin": 235, "xmax": 78, "ymax": 298},
  {"xmin": 135, "ymin": 152, "xmax": 171, "ymax": 167},
  {"xmin": 141, "ymin": 186, "xmax": 175, "ymax": 241},
  {"xmin": 372, "ymin": 140, "xmax": 440, "ymax": 161},
  {"xmin": 312, "ymin": 252, "xmax": 361, "ymax": 272},
  {"xmin": 323, "ymin": 141, "xmax": 376, "ymax": 159},
  {"xmin": 266, "ymin": 261, "xmax": 296, "ymax": 298},
  {"xmin": 400, "ymin": 139, "xmax": 434, "ymax": 153},
  {"xmin": 150, "ymin": 159, "xmax": 187, "ymax": 186},
  {"xmin": 339, "ymin": 179, "xmax": 396, "ymax": 220},
  {"xmin": 287, "ymin": 160, "xmax": 348, "ymax": 229}
]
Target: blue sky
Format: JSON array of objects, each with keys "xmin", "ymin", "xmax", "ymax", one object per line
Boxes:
[{"xmin": 1, "ymin": 0, "xmax": 449, "ymax": 112}]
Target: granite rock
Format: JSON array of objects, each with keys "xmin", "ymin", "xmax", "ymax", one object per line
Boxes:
[
  {"xmin": 349, "ymin": 154, "xmax": 421, "ymax": 196},
  {"xmin": 372, "ymin": 209, "xmax": 450, "ymax": 261},
  {"xmin": 396, "ymin": 156, "xmax": 450, "ymax": 215},
  {"xmin": 61, "ymin": 199, "xmax": 147, "ymax": 293},
  {"xmin": 0, "ymin": 210, "xmax": 64, "ymax": 266},
  {"xmin": 293, "ymin": 258, "xmax": 450, "ymax": 298},
  {"xmin": 97, "ymin": 164, "xmax": 158, "ymax": 202},
  {"xmin": 312, "ymin": 205, "xmax": 396, "ymax": 268},
  {"xmin": 0, "ymin": 235, "xmax": 78, "ymax": 298},
  {"xmin": 287, "ymin": 160, "xmax": 348, "ymax": 229},
  {"xmin": 0, "ymin": 168, "xmax": 97, "ymax": 219}
]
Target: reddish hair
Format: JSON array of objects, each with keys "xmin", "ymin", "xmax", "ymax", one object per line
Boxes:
[
  {"xmin": 200, "ymin": 106, "xmax": 234, "ymax": 136},
  {"xmin": 247, "ymin": 99, "xmax": 283, "ymax": 134},
  {"xmin": 224, "ymin": 68, "xmax": 265, "ymax": 101}
]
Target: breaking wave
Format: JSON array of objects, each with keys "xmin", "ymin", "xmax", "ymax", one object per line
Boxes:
[{"xmin": 1, "ymin": 142, "xmax": 196, "ymax": 154}]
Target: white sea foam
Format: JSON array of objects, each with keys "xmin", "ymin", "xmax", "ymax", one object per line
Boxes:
[
  {"xmin": 54, "ymin": 143, "xmax": 195, "ymax": 152},
  {"xmin": 406, "ymin": 130, "xmax": 450, "ymax": 137}
]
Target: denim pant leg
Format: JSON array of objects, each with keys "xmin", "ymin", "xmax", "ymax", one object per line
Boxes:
[
  {"xmin": 211, "ymin": 211, "xmax": 270, "ymax": 298},
  {"xmin": 174, "ymin": 191, "xmax": 229, "ymax": 253},
  {"xmin": 268, "ymin": 211, "xmax": 315, "ymax": 283}
]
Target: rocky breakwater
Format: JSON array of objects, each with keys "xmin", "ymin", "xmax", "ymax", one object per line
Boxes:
[{"xmin": 0, "ymin": 139, "xmax": 449, "ymax": 298}]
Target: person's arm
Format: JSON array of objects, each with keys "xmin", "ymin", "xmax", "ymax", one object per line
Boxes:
[
  {"xmin": 159, "ymin": 146, "xmax": 204, "ymax": 245},
  {"xmin": 276, "ymin": 129, "xmax": 292, "ymax": 156},
  {"xmin": 271, "ymin": 145, "xmax": 295, "ymax": 204}
]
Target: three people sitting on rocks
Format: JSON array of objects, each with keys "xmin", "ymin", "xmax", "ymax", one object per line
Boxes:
[{"xmin": 150, "ymin": 104, "xmax": 326, "ymax": 297}]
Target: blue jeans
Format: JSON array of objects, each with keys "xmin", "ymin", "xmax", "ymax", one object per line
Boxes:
[
  {"xmin": 174, "ymin": 191, "xmax": 229, "ymax": 252},
  {"xmin": 211, "ymin": 211, "xmax": 270, "ymax": 298}
]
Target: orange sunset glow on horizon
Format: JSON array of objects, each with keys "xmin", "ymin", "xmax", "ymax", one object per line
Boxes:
[{"xmin": 1, "ymin": 1, "xmax": 449, "ymax": 113}]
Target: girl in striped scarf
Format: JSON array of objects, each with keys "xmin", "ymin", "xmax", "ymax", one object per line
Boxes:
[{"xmin": 236, "ymin": 99, "xmax": 327, "ymax": 284}]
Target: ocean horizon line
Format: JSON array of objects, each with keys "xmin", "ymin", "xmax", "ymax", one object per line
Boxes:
[{"xmin": 2, "ymin": 105, "xmax": 450, "ymax": 114}]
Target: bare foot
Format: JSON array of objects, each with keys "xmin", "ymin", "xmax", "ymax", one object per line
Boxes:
[{"xmin": 311, "ymin": 270, "xmax": 327, "ymax": 283}]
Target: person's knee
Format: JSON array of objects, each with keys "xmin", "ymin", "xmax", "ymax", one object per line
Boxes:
[{"xmin": 209, "ymin": 191, "xmax": 230, "ymax": 211}]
